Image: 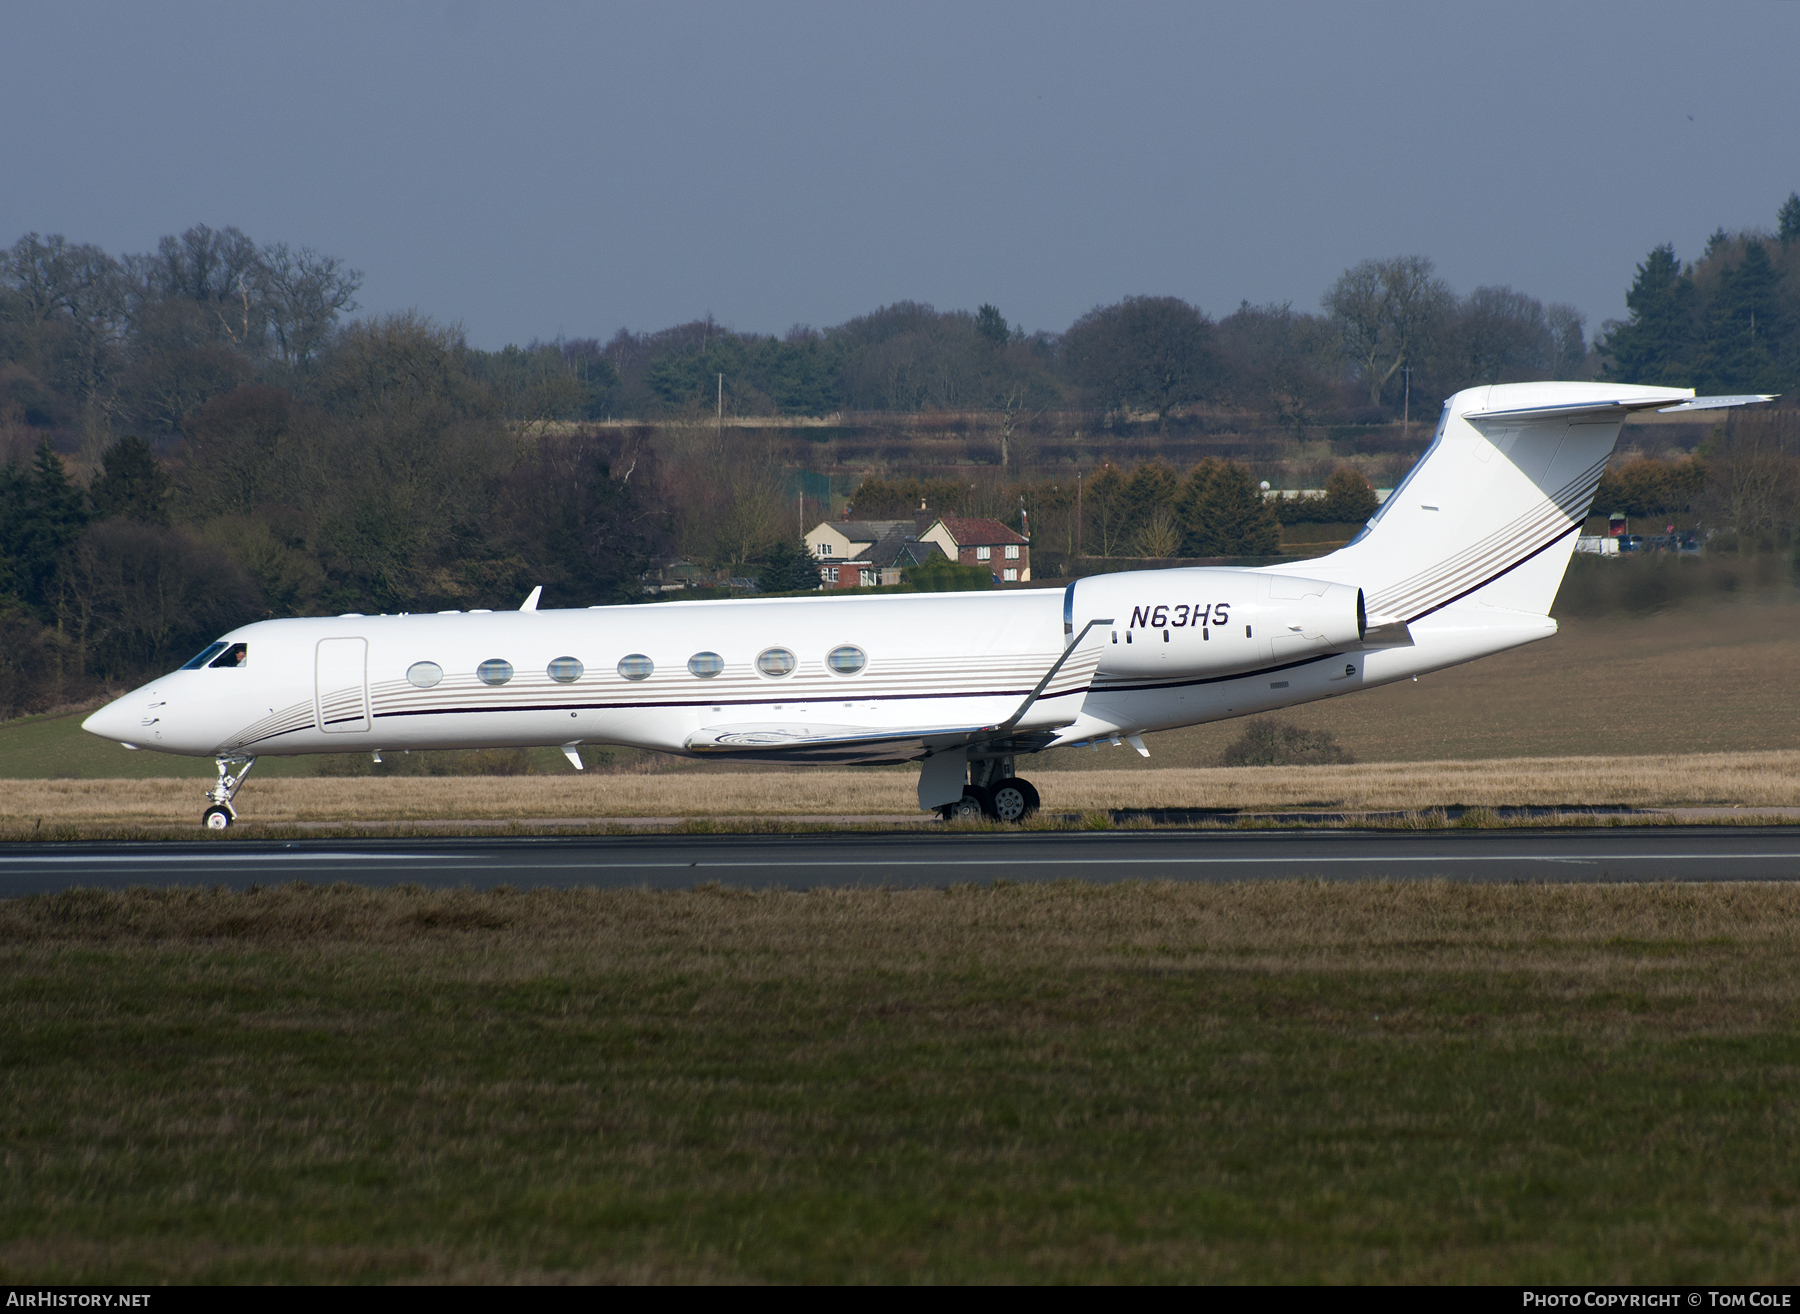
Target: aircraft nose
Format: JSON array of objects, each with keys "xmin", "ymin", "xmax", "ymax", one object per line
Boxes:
[{"xmin": 82, "ymin": 697, "xmax": 147, "ymax": 746}]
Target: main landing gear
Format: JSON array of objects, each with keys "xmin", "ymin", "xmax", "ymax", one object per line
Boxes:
[
  {"xmin": 203, "ymin": 756, "xmax": 257, "ymax": 829},
  {"xmin": 939, "ymin": 757, "xmax": 1040, "ymax": 823}
]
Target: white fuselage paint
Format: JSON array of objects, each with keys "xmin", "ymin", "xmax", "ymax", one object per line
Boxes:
[{"xmin": 80, "ymin": 570, "xmax": 1548, "ymax": 763}]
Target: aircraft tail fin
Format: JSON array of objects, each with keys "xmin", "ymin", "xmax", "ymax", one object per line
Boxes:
[{"xmin": 1298, "ymin": 383, "xmax": 1772, "ymax": 622}]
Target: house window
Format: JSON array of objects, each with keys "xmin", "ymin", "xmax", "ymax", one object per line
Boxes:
[
  {"xmin": 1003, "ymin": 568, "xmax": 1017, "ymax": 581},
  {"xmin": 859, "ymin": 568, "xmax": 876, "ymax": 586},
  {"xmin": 976, "ymin": 545, "xmax": 991, "ymax": 561},
  {"xmin": 817, "ymin": 543, "xmax": 834, "ymax": 556},
  {"xmin": 822, "ymin": 566, "xmax": 839, "ymax": 583},
  {"xmin": 1004, "ymin": 544, "xmax": 1019, "ymax": 560}
]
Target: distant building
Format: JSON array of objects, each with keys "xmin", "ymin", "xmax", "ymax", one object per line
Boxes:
[
  {"xmin": 918, "ymin": 516, "xmax": 1031, "ymax": 583},
  {"xmin": 804, "ymin": 519, "xmax": 947, "ymax": 590}
]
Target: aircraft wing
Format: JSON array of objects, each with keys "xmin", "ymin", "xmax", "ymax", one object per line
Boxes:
[
  {"xmin": 684, "ymin": 721, "xmax": 1068, "ymax": 765},
  {"xmin": 683, "ymin": 625, "xmax": 1108, "ymax": 765}
]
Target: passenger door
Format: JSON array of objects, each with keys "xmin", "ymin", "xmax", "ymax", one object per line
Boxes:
[{"xmin": 315, "ymin": 637, "xmax": 370, "ymax": 733}]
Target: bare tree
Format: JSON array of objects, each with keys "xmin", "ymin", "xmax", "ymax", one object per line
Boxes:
[
  {"xmin": 1324, "ymin": 256, "xmax": 1453, "ymax": 405},
  {"xmin": 254, "ymin": 243, "xmax": 361, "ymax": 368}
]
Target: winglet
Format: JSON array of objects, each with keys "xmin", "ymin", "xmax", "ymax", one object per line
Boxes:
[
  {"xmin": 561, "ymin": 742, "xmax": 584, "ymax": 770},
  {"xmin": 520, "ymin": 586, "xmax": 543, "ymax": 612}
]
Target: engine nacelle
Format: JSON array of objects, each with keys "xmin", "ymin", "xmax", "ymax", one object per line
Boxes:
[{"xmin": 1070, "ymin": 568, "xmax": 1365, "ymax": 680}]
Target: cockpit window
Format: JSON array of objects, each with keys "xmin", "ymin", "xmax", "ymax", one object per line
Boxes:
[
  {"xmin": 208, "ymin": 643, "xmax": 248, "ymax": 669},
  {"xmin": 180, "ymin": 642, "xmax": 229, "ymax": 670}
]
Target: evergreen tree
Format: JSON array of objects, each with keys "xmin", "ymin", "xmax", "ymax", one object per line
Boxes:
[
  {"xmin": 0, "ymin": 440, "xmax": 88, "ymax": 616},
  {"xmin": 1174, "ymin": 459, "xmax": 1223, "ymax": 554},
  {"xmin": 1697, "ymin": 240, "xmax": 1787, "ymax": 393},
  {"xmin": 1175, "ymin": 459, "xmax": 1278, "ymax": 556},
  {"xmin": 89, "ymin": 436, "xmax": 173, "ymax": 525},
  {"xmin": 1320, "ymin": 466, "xmax": 1379, "ymax": 522},
  {"xmin": 756, "ymin": 539, "xmax": 823, "ymax": 593},
  {"xmin": 975, "ymin": 304, "xmax": 1009, "ymax": 347},
  {"xmin": 1780, "ymin": 192, "xmax": 1800, "ymax": 246},
  {"xmin": 1602, "ymin": 245, "xmax": 1697, "ymax": 385}
]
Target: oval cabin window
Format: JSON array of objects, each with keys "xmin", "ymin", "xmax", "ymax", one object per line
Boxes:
[
  {"xmin": 476, "ymin": 659, "xmax": 513, "ymax": 686},
  {"xmin": 826, "ymin": 645, "xmax": 866, "ymax": 675},
  {"xmin": 617, "ymin": 654, "xmax": 654, "ymax": 681},
  {"xmin": 406, "ymin": 661, "xmax": 443, "ymax": 688},
  {"xmin": 547, "ymin": 657, "xmax": 584, "ymax": 683},
  {"xmin": 755, "ymin": 647, "xmax": 797, "ymax": 678},
  {"xmin": 688, "ymin": 652, "xmax": 724, "ymax": 678}
]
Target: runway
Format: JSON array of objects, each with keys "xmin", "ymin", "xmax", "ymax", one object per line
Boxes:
[{"xmin": 4, "ymin": 827, "xmax": 1800, "ymax": 895}]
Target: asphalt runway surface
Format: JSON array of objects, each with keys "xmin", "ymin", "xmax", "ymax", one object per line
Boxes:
[{"xmin": 4, "ymin": 828, "xmax": 1800, "ymax": 895}]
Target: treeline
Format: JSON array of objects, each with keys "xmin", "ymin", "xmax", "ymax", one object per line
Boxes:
[
  {"xmin": 599, "ymin": 273, "xmax": 1592, "ymax": 424},
  {"xmin": 5, "ymin": 225, "xmax": 1613, "ymax": 455},
  {"xmin": 1596, "ymin": 409, "xmax": 1800, "ymax": 551},
  {"xmin": 1601, "ymin": 196, "xmax": 1800, "ymax": 395},
  {"xmin": 0, "ymin": 308, "xmax": 674, "ymax": 716}
]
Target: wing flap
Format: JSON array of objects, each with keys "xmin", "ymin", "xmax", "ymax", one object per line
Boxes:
[{"xmin": 685, "ymin": 721, "xmax": 1068, "ymax": 765}]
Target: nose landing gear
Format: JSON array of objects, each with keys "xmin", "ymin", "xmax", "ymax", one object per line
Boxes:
[{"xmin": 203, "ymin": 756, "xmax": 257, "ymax": 829}]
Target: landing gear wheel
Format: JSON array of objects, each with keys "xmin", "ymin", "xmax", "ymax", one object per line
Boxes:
[
  {"xmin": 940, "ymin": 786, "xmax": 992, "ymax": 822},
  {"xmin": 202, "ymin": 755, "xmax": 256, "ymax": 829},
  {"xmin": 989, "ymin": 777, "xmax": 1039, "ymax": 822}
]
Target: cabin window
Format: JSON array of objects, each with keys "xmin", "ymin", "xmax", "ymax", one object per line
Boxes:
[
  {"xmin": 180, "ymin": 642, "xmax": 229, "ymax": 670},
  {"xmin": 826, "ymin": 645, "xmax": 866, "ymax": 675},
  {"xmin": 547, "ymin": 657, "xmax": 584, "ymax": 683},
  {"xmin": 208, "ymin": 642, "xmax": 248, "ymax": 668},
  {"xmin": 976, "ymin": 546, "xmax": 991, "ymax": 561},
  {"xmin": 477, "ymin": 659, "xmax": 513, "ymax": 686},
  {"xmin": 688, "ymin": 652, "xmax": 724, "ymax": 678},
  {"xmin": 756, "ymin": 647, "xmax": 797, "ymax": 677},
  {"xmin": 406, "ymin": 661, "xmax": 443, "ymax": 688},
  {"xmin": 617, "ymin": 654, "xmax": 654, "ymax": 681}
]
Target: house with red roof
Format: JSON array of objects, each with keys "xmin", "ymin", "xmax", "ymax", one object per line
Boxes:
[{"xmin": 919, "ymin": 517, "xmax": 1031, "ymax": 582}]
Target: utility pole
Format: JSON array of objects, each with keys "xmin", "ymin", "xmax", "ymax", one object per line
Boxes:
[
  {"xmin": 1076, "ymin": 470, "xmax": 1082, "ymax": 559},
  {"xmin": 716, "ymin": 373, "xmax": 723, "ymax": 441},
  {"xmin": 1402, "ymin": 364, "xmax": 1412, "ymax": 440}
]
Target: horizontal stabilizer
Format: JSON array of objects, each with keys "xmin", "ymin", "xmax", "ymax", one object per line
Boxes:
[
  {"xmin": 1466, "ymin": 392, "xmax": 1774, "ymax": 423},
  {"xmin": 1657, "ymin": 394, "xmax": 1779, "ymax": 413}
]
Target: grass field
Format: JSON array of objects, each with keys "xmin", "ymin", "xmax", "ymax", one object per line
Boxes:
[
  {"xmin": 6, "ymin": 751, "xmax": 1800, "ymax": 829},
  {"xmin": 3, "ymin": 880, "xmax": 1798, "ymax": 1283}
]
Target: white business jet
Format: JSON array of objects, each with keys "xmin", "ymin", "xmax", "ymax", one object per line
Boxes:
[{"xmin": 83, "ymin": 382, "xmax": 1772, "ymax": 828}]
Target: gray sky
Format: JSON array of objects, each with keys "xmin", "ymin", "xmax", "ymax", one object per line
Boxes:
[{"xmin": 4, "ymin": 1, "xmax": 1794, "ymax": 348}]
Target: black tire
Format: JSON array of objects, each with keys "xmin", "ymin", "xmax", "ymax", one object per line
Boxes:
[
  {"xmin": 203, "ymin": 806, "xmax": 233, "ymax": 830},
  {"xmin": 990, "ymin": 777, "xmax": 1039, "ymax": 822},
  {"xmin": 940, "ymin": 786, "xmax": 992, "ymax": 822}
]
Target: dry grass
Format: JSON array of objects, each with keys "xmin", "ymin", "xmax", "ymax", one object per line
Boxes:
[
  {"xmin": 1061, "ymin": 597, "xmax": 1800, "ymax": 768},
  {"xmin": 8, "ymin": 750, "xmax": 1800, "ymax": 827},
  {"xmin": 4, "ymin": 880, "xmax": 1800, "ymax": 1282}
]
